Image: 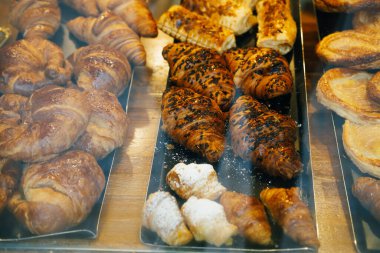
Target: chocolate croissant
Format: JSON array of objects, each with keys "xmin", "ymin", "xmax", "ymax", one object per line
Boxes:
[
  {"xmin": 0, "ymin": 85, "xmax": 91, "ymax": 163},
  {"xmin": 69, "ymin": 44, "xmax": 132, "ymax": 96},
  {"xmin": 220, "ymin": 191, "xmax": 272, "ymax": 245},
  {"xmin": 223, "ymin": 47, "xmax": 293, "ymax": 100},
  {"xmin": 0, "ymin": 159, "xmax": 22, "ymax": 214},
  {"xmin": 260, "ymin": 187, "xmax": 320, "ymax": 248},
  {"xmin": 161, "ymin": 87, "xmax": 225, "ymax": 163},
  {"xmin": 162, "ymin": 42, "xmax": 235, "ymax": 111},
  {"xmin": 8, "ymin": 150, "xmax": 105, "ymax": 235},
  {"xmin": 0, "ymin": 38, "xmax": 72, "ymax": 96},
  {"xmin": 229, "ymin": 95, "xmax": 302, "ymax": 180},
  {"xmin": 67, "ymin": 11, "xmax": 146, "ymax": 66},
  {"xmin": 352, "ymin": 177, "xmax": 380, "ymax": 222},
  {"xmin": 10, "ymin": 0, "xmax": 61, "ymax": 39}
]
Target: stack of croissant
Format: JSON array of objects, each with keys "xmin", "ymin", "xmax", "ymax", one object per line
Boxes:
[{"xmin": 0, "ymin": 0, "xmax": 147, "ymax": 235}]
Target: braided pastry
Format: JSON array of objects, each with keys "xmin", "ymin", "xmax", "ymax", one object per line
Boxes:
[
  {"xmin": 8, "ymin": 150, "xmax": 105, "ymax": 235},
  {"xmin": 67, "ymin": 11, "xmax": 146, "ymax": 66},
  {"xmin": 162, "ymin": 43, "xmax": 235, "ymax": 111},
  {"xmin": 69, "ymin": 44, "xmax": 132, "ymax": 96},
  {"xmin": 0, "ymin": 85, "xmax": 91, "ymax": 163},
  {"xmin": 223, "ymin": 47, "xmax": 293, "ymax": 100},
  {"xmin": 10, "ymin": 0, "xmax": 61, "ymax": 39},
  {"xmin": 0, "ymin": 38, "xmax": 72, "ymax": 96}
]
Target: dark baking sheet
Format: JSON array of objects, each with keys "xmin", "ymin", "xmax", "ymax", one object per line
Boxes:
[
  {"xmin": 141, "ymin": 1, "xmax": 317, "ymax": 252},
  {"xmin": 0, "ymin": 4, "xmax": 132, "ymax": 242},
  {"xmin": 315, "ymin": 4, "xmax": 380, "ymax": 253}
]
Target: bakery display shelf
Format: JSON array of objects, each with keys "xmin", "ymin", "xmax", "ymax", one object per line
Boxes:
[
  {"xmin": 0, "ymin": 4, "xmax": 133, "ymax": 242},
  {"xmin": 141, "ymin": 0, "xmax": 317, "ymax": 252},
  {"xmin": 314, "ymin": 4, "xmax": 380, "ymax": 253}
]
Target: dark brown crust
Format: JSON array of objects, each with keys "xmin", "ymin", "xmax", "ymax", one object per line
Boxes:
[
  {"xmin": 352, "ymin": 177, "xmax": 380, "ymax": 222},
  {"xmin": 315, "ymin": 0, "xmax": 380, "ymax": 12},
  {"xmin": 0, "ymin": 159, "xmax": 22, "ymax": 214}
]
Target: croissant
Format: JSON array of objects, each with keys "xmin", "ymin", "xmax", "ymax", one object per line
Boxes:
[
  {"xmin": 229, "ymin": 96, "xmax": 302, "ymax": 180},
  {"xmin": 72, "ymin": 89, "xmax": 128, "ymax": 160},
  {"xmin": 61, "ymin": 0, "xmax": 99, "ymax": 16},
  {"xmin": 223, "ymin": 47, "xmax": 293, "ymax": 100},
  {"xmin": 181, "ymin": 196, "xmax": 238, "ymax": 246},
  {"xmin": 68, "ymin": 44, "xmax": 132, "ymax": 96},
  {"xmin": 161, "ymin": 87, "xmax": 226, "ymax": 163},
  {"xmin": 0, "ymin": 85, "xmax": 91, "ymax": 162},
  {"xmin": 256, "ymin": 0, "xmax": 297, "ymax": 55},
  {"xmin": 368, "ymin": 72, "xmax": 380, "ymax": 104},
  {"xmin": 352, "ymin": 177, "xmax": 380, "ymax": 222},
  {"xmin": 67, "ymin": 11, "xmax": 146, "ymax": 66},
  {"xmin": 8, "ymin": 150, "xmax": 105, "ymax": 235},
  {"xmin": 0, "ymin": 38, "xmax": 72, "ymax": 96},
  {"xmin": 181, "ymin": 0, "xmax": 257, "ymax": 35},
  {"xmin": 162, "ymin": 42, "xmax": 235, "ymax": 111},
  {"xmin": 9, "ymin": 0, "xmax": 61, "ymax": 39},
  {"xmin": 166, "ymin": 162, "xmax": 226, "ymax": 200},
  {"xmin": 158, "ymin": 5, "xmax": 236, "ymax": 53},
  {"xmin": 260, "ymin": 187, "xmax": 320, "ymax": 248},
  {"xmin": 220, "ymin": 191, "xmax": 272, "ymax": 245},
  {"xmin": 315, "ymin": 0, "xmax": 380, "ymax": 12},
  {"xmin": 142, "ymin": 191, "xmax": 193, "ymax": 246},
  {"xmin": 0, "ymin": 159, "xmax": 22, "ymax": 214},
  {"xmin": 316, "ymin": 30, "xmax": 380, "ymax": 70}
]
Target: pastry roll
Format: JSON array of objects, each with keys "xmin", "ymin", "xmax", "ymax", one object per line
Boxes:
[
  {"xmin": 181, "ymin": 196, "xmax": 238, "ymax": 246},
  {"xmin": 256, "ymin": 0, "xmax": 297, "ymax": 55},
  {"xmin": 352, "ymin": 177, "xmax": 380, "ymax": 222},
  {"xmin": 158, "ymin": 5, "xmax": 236, "ymax": 53},
  {"xmin": 181, "ymin": 0, "xmax": 257, "ymax": 35},
  {"xmin": 142, "ymin": 191, "xmax": 193, "ymax": 246},
  {"xmin": 166, "ymin": 163, "xmax": 226, "ymax": 200},
  {"xmin": 0, "ymin": 159, "xmax": 22, "ymax": 214},
  {"xmin": 260, "ymin": 187, "xmax": 319, "ymax": 248},
  {"xmin": 220, "ymin": 191, "xmax": 272, "ymax": 245}
]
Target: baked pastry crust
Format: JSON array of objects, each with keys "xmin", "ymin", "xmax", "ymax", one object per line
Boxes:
[
  {"xmin": 368, "ymin": 72, "xmax": 380, "ymax": 104},
  {"xmin": 316, "ymin": 68, "xmax": 380, "ymax": 125},
  {"xmin": 352, "ymin": 177, "xmax": 380, "ymax": 221},
  {"xmin": 343, "ymin": 121, "xmax": 380, "ymax": 178},
  {"xmin": 315, "ymin": 0, "xmax": 380, "ymax": 12},
  {"xmin": 352, "ymin": 9, "xmax": 380, "ymax": 34}
]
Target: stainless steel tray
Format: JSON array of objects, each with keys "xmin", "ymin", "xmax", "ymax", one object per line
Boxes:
[
  {"xmin": 314, "ymin": 3, "xmax": 380, "ymax": 253},
  {"xmin": 141, "ymin": 1, "xmax": 317, "ymax": 252},
  {"xmin": 0, "ymin": 4, "xmax": 132, "ymax": 242}
]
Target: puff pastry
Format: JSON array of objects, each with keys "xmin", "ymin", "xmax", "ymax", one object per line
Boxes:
[
  {"xmin": 343, "ymin": 120, "xmax": 380, "ymax": 178},
  {"xmin": 142, "ymin": 191, "xmax": 193, "ymax": 246},
  {"xmin": 352, "ymin": 177, "xmax": 380, "ymax": 222},
  {"xmin": 181, "ymin": 196, "xmax": 238, "ymax": 246},
  {"xmin": 316, "ymin": 68, "xmax": 380, "ymax": 125},
  {"xmin": 181, "ymin": 0, "xmax": 257, "ymax": 35},
  {"xmin": 166, "ymin": 163, "xmax": 226, "ymax": 200},
  {"xmin": 368, "ymin": 72, "xmax": 380, "ymax": 104},
  {"xmin": 157, "ymin": 5, "xmax": 236, "ymax": 53},
  {"xmin": 353, "ymin": 9, "xmax": 380, "ymax": 34},
  {"xmin": 256, "ymin": 0, "xmax": 297, "ymax": 55},
  {"xmin": 315, "ymin": 0, "xmax": 380, "ymax": 12}
]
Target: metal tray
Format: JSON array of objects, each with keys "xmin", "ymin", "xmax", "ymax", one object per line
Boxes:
[
  {"xmin": 0, "ymin": 4, "xmax": 132, "ymax": 242},
  {"xmin": 314, "ymin": 4, "xmax": 380, "ymax": 253},
  {"xmin": 141, "ymin": 1, "xmax": 317, "ymax": 252}
]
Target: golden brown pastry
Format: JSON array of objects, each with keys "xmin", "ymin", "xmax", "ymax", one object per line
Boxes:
[
  {"xmin": 229, "ymin": 95, "xmax": 302, "ymax": 180},
  {"xmin": 238, "ymin": 0, "xmax": 258, "ymax": 9},
  {"xmin": 316, "ymin": 68, "xmax": 380, "ymax": 125},
  {"xmin": 315, "ymin": 0, "xmax": 380, "ymax": 12},
  {"xmin": 316, "ymin": 30, "xmax": 380, "ymax": 70},
  {"xmin": 161, "ymin": 87, "xmax": 225, "ymax": 163},
  {"xmin": 0, "ymin": 38, "xmax": 72, "ymax": 96},
  {"xmin": 8, "ymin": 150, "xmax": 105, "ymax": 235},
  {"xmin": 166, "ymin": 163, "xmax": 226, "ymax": 200},
  {"xmin": 368, "ymin": 72, "xmax": 380, "ymax": 104},
  {"xmin": 223, "ymin": 47, "xmax": 293, "ymax": 99},
  {"xmin": 343, "ymin": 120, "xmax": 380, "ymax": 178},
  {"xmin": 220, "ymin": 191, "xmax": 272, "ymax": 245},
  {"xmin": 72, "ymin": 89, "xmax": 128, "ymax": 160},
  {"xmin": 142, "ymin": 191, "xmax": 193, "ymax": 246},
  {"xmin": 162, "ymin": 42, "xmax": 235, "ymax": 111},
  {"xmin": 61, "ymin": 0, "xmax": 99, "ymax": 16},
  {"xmin": 352, "ymin": 177, "xmax": 380, "ymax": 222},
  {"xmin": 353, "ymin": 9, "xmax": 380, "ymax": 34},
  {"xmin": 260, "ymin": 187, "xmax": 319, "ymax": 248},
  {"xmin": 10, "ymin": 0, "xmax": 61, "ymax": 39},
  {"xmin": 0, "ymin": 85, "xmax": 91, "ymax": 162},
  {"xmin": 68, "ymin": 44, "xmax": 132, "ymax": 97},
  {"xmin": 181, "ymin": 196, "xmax": 238, "ymax": 246},
  {"xmin": 181, "ymin": 0, "xmax": 257, "ymax": 35},
  {"xmin": 158, "ymin": 5, "xmax": 236, "ymax": 53},
  {"xmin": 67, "ymin": 11, "xmax": 146, "ymax": 66},
  {"xmin": 0, "ymin": 159, "xmax": 22, "ymax": 214},
  {"xmin": 256, "ymin": 0, "xmax": 297, "ymax": 55}
]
